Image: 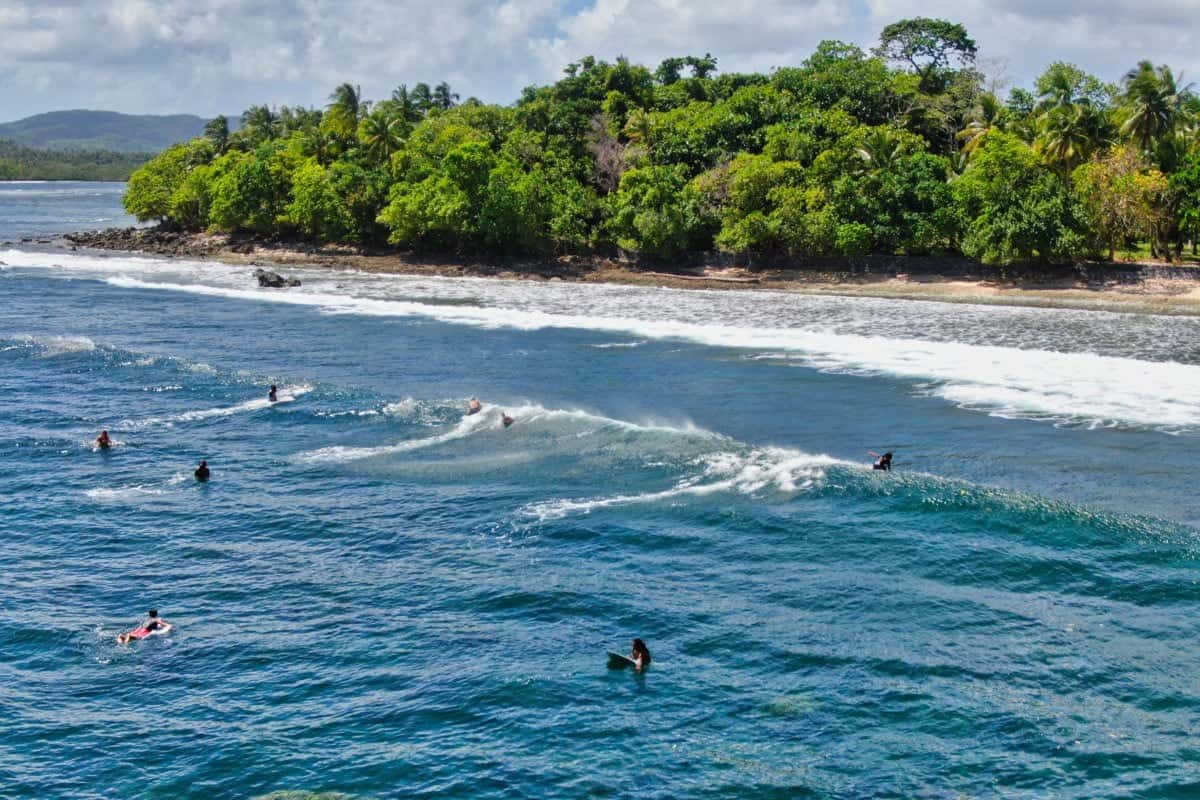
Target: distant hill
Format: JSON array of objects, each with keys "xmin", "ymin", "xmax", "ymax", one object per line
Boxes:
[{"xmin": 0, "ymin": 110, "xmax": 240, "ymax": 153}]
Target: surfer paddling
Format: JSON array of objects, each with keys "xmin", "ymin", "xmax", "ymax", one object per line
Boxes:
[
  {"xmin": 870, "ymin": 451, "xmax": 893, "ymax": 471},
  {"xmin": 95, "ymin": 430, "xmax": 112, "ymax": 450},
  {"xmin": 116, "ymin": 609, "xmax": 171, "ymax": 645}
]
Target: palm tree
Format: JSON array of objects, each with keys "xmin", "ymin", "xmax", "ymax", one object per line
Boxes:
[
  {"xmin": 1120, "ymin": 61, "xmax": 1194, "ymax": 153},
  {"xmin": 358, "ymin": 110, "xmax": 406, "ymax": 164},
  {"xmin": 241, "ymin": 105, "xmax": 279, "ymax": 144},
  {"xmin": 391, "ymin": 84, "xmax": 423, "ymax": 123},
  {"xmin": 855, "ymin": 128, "xmax": 905, "ymax": 172},
  {"xmin": 957, "ymin": 92, "xmax": 1004, "ymax": 155},
  {"xmin": 326, "ymin": 83, "xmax": 366, "ymax": 143},
  {"xmin": 1035, "ymin": 105, "xmax": 1095, "ymax": 171},
  {"xmin": 433, "ymin": 82, "xmax": 459, "ymax": 111},
  {"xmin": 411, "ymin": 83, "xmax": 434, "ymax": 114},
  {"xmin": 329, "ymin": 83, "xmax": 365, "ymax": 122}
]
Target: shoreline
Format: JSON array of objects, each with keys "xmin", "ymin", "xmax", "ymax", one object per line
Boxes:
[{"xmin": 58, "ymin": 227, "xmax": 1200, "ymax": 316}]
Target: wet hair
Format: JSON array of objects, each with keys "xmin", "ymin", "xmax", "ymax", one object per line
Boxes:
[
  {"xmin": 270, "ymin": 385, "xmax": 277, "ymax": 390},
  {"xmin": 632, "ymin": 638, "xmax": 649, "ymax": 654},
  {"xmin": 148, "ymin": 609, "xmax": 158, "ymax": 617},
  {"xmin": 199, "ymin": 460, "xmax": 207, "ymax": 467},
  {"xmin": 883, "ymin": 452, "xmax": 893, "ymax": 458}
]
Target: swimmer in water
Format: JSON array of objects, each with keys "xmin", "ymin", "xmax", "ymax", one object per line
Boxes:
[
  {"xmin": 268, "ymin": 385, "xmax": 278, "ymax": 403},
  {"xmin": 194, "ymin": 460, "xmax": 210, "ymax": 481},
  {"xmin": 502, "ymin": 413, "xmax": 514, "ymax": 428},
  {"xmin": 116, "ymin": 609, "xmax": 172, "ymax": 645},
  {"xmin": 870, "ymin": 451, "xmax": 893, "ymax": 471},
  {"xmin": 630, "ymin": 638, "xmax": 651, "ymax": 672},
  {"xmin": 467, "ymin": 397, "xmax": 482, "ymax": 415},
  {"xmin": 95, "ymin": 430, "xmax": 112, "ymax": 449}
]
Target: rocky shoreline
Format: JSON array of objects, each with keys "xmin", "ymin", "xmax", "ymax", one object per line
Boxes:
[{"xmin": 58, "ymin": 226, "xmax": 1200, "ymax": 315}]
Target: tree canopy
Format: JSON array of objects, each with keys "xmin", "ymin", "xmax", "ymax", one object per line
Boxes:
[{"xmin": 123, "ymin": 19, "xmax": 1200, "ymax": 265}]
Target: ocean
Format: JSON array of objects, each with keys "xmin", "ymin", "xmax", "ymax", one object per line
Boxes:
[{"xmin": 1, "ymin": 182, "xmax": 1197, "ymax": 799}]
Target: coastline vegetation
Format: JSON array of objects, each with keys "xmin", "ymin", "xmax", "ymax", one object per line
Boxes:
[
  {"xmin": 0, "ymin": 139, "xmax": 152, "ymax": 181},
  {"xmin": 123, "ymin": 19, "xmax": 1200, "ymax": 265}
]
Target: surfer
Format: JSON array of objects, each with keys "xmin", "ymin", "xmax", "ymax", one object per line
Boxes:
[
  {"xmin": 268, "ymin": 385, "xmax": 278, "ymax": 403},
  {"xmin": 631, "ymin": 638, "xmax": 651, "ymax": 672},
  {"xmin": 194, "ymin": 460, "xmax": 210, "ymax": 482},
  {"xmin": 870, "ymin": 451, "xmax": 893, "ymax": 471},
  {"xmin": 116, "ymin": 609, "xmax": 171, "ymax": 645},
  {"xmin": 502, "ymin": 413, "xmax": 514, "ymax": 428},
  {"xmin": 95, "ymin": 430, "xmax": 112, "ymax": 449},
  {"xmin": 467, "ymin": 397, "xmax": 482, "ymax": 416}
]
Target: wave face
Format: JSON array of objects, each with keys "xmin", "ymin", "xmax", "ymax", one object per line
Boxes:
[
  {"xmin": 2, "ymin": 242, "xmax": 1199, "ymax": 799},
  {"xmin": 6, "ymin": 248, "xmax": 1200, "ymax": 434}
]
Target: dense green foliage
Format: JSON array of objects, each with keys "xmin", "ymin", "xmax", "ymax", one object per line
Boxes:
[
  {"xmin": 125, "ymin": 20, "xmax": 1200, "ymax": 264},
  {"xmin": 0, "ymin": 139, "xmax": 152, "ymax": 180}
]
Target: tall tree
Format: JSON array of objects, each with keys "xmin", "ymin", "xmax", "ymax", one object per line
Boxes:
[
  {"xmin": 875, "ymin": 17, "xmax": 977, "ymax": 93},
  {"xmin": 204, "ymin": 115, "xmax": 230, "ymax": 154},
  {"xmin": 1120, "ymin": 61, "xmax": 1194, "ymax": 154},
  {"xmin": 433, "ymin": 82, "xmax": 460, "ymax": 111}
]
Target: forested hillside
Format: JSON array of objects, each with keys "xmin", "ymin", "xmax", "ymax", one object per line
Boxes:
[
  {"xmin": 0, "ymin": 140, "xmax": 153, "ymax": 180},
  {"xmin": 0, "ymin": 110, "xmax": 231, "ymax": 152},
  {"xmin": 123, "ymin": 18, "xmax": 1200, "ymax": 264}
]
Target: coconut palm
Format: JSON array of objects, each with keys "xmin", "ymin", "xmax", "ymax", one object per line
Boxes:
[
  {"xmin": 433, "ymin": 82, "xmax": 459, "ymax": 111},
  {"xmin": 855, "ymin": 128, "xmax": 905, "ymax": 172},
  {"xmin": 1120, "ymin": 61, "xmax": 1194, "ymax": 153},
  {"xmin": 358, "ymin": 110, "xmax": 406, "ymax": 164},
  {"xmin": 391, "ymin": 85, "xmax": 424, "ymax": 123},
  {"xmin": 957, "ymin": 92, "xmax": 1004, "ymax": 155},
  {"xmin": 1035, "ymin": 105, "xmax": 1095, "ymax": 171},
  {"xmin": 240, "ymin": 105, "xmax": 279, "ymax": 144}
]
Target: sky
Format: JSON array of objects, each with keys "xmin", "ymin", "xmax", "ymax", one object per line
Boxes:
[{"xmin": 1, "ymin": 0, "xmax": 1197, "ymax": 121}]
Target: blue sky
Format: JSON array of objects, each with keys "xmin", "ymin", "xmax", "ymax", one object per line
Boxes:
[{"xmin": 0, "ymin": 0, "xmax": 1195, "ymax": 121}]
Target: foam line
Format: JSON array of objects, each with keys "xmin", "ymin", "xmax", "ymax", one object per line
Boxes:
[{"xmin": 8, "ymin": 250, "xmax": 1199, "ymax": 432}]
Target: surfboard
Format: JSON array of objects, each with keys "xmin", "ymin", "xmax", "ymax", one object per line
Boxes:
[{"xmin": 607, "ymin": 651, "xmax": 637, "ymax": 669}]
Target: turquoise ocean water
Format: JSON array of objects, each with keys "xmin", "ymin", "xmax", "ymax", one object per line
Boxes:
[{"xmin": 1, "ymin": 182, "xmax": 1198, "ymax": 799}]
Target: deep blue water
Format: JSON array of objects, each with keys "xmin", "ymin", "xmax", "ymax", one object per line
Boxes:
[{"xmin": 1, "ymin": 184, "xmax": 1199, "ymax": 799}]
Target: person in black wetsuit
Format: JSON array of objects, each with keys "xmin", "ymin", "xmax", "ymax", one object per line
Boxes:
[
  {"xmin": 872, "ymin": 451, "xmax": 893, "ymax": 471},
  {"xmin": 268, "ymin": 385, "xmax": 278, "ymax": 403},
  {"xmin": 502, "ymin": 413, "xmax": 514, "ymax": 428},
  {"xmin": 630, "ymin": 638, "xmax": 651, "ymax": 672},
  {"xmin": 194, "ymin": 460, "xmax": 210, "ymax": 481},
  {"xmin": 95, "ymin": 430, "xmax": 112, "ymax": 449}
]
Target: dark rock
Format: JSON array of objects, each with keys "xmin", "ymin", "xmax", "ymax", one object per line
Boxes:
[{"xmin": 254, "ymin": 268, "xmax": 301, "ymax": 288}]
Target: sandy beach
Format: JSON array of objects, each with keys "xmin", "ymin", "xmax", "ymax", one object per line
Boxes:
[{"xmin": 61, "ymin": 227, "xmax": 1200, "ymax": 316}]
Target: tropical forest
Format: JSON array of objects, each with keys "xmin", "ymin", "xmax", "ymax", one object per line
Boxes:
[{"xmin": 123, "ymin": 18, "xmax": 1200, "ymax": 265}]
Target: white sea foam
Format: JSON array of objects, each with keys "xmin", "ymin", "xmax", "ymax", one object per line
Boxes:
[
  {"xmin": 523, "ymin": 447, "xmax": 848, "ymax": 521},
  {"xmin": 9, "ymin": 249, "xmax": 1200, "ymax": 433},
  {"xmin": 84, "ymin": 486, "xmax": 167, "ymax": 501},
  {"xmin": 297, "ymin": 402, "xmax": 713, "ymax": 465},
  {"xmin": 123, "ymin": 384, "xmax": 311, "ymax": 428},
  {"xmin": 16, "ymin": 334, "xmax": 97, "ymax": 356}
]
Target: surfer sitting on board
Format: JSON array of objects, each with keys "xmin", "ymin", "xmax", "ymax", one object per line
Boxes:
[
  {"xmin": 95, "ymin": 430, "xmax": 112, "ymax": 449},
  {"xmin": 467, "ymin": 397, "xmax": 482, "ymax": 416},
  {"xmin": 268, "ymin": 385, "xmax": 278, "ymax": 403},
  {"xmin": 116, "ymin": 609, "xmax": 171, "ymax": 645},
  {"xmin": 194, "ymin": 460, "xmax": 210, "ymax": 482},
  {"xmin": 870, "ymin": 451, "xmax": 893, "ymax": 471},
  {"xmin": 631, "ymin": 638, "xmax": 651, "ymax": 672}
]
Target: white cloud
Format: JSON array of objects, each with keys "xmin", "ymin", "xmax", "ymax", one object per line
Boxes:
[{"xmin": 0, "ymin": 0, "xmax": 1196, "ymax": 120}]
